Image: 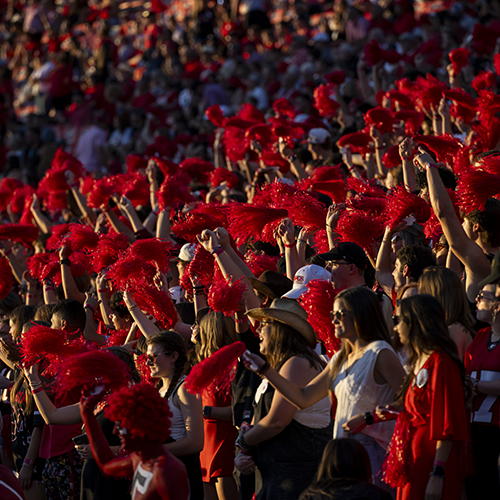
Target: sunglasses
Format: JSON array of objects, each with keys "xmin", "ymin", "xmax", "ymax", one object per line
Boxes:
[
  {"xmin": 476, "ymin": 291, "xmax": 496, "ymax": 303},
  {"xmin": 325, "ymin": 261, "xmax": 351, "ymax": 271},
  {"xmin": 330, "ymin": 310, "xmax": 349, "ymax": 321},
  {"xmin": 146, "ymin": 351, "xmax": 171, "ymax": 363},
  {"xmin": 392, "ymin": 314, "xmax": 400, "ymax": 325}
]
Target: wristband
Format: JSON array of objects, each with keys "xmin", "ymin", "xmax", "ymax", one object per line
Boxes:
[
  {"xmin": 97, "ymin": 289, "xmax": 109, "ymax": 293},
  {"xmin": 211, "ymin": 246, "xmax": 224, "ymax": 257},
  {"xmin": 401, "ymin": 155, "xmax": 412, "ymax": 160},
  {"xmin": 60, "ymin": 258, "xmax": 71, "ymax": 266},
  {"xmin": 193, "ymin": 285, "xmax": 205, "ymax": 290},
  {"xmin": 257, "ymin": 361, "xmax": 271, "ymax": 377},
  {"xmin": 84, "ymin": 304, "xmax": 94, "ymax": 313},
  {"xmin": 27, "ymin": 294, "xmax": 36, "ymax": 298},
  {"xmin": 203, "ymin": 406, "xmax": 212, "ymax": 419},
  {"xmin": 284, "ymin": 242, "xmax": 296, "ymax": 248},
  {"xmin": 425, "ymin": 162, "xmax": 438, "ymax": 170},
  {"xmin": 235, "ymin": 317, "xmax": 248, "ymax": 324},
  {"xmin": 32, "ymin": 386, "xmax": 44, "ymax": 395},
  {"xmin": 364, "ymin": 411, "xmax": 374, "ymax": 425},
  {"xmin": 44, "ymin": 286, "xmax": 54, "ymax": 291},
  {"xmin": 430, "ymin": 465, "xmax": 445, "ymax": 478},
  {"xmin": 235, "ymin": 433, "xmax": 250, "ymax": 450},
  {"xmin": 23, "ymin": 458, "xmax": 34, "ymax": 466},
  {"xmin": 287, "ymin": 154, "xmax": 298, "ymax": 162},
  {"xmin": 297, "ymin": 239, "xmax": 307, "ymax": 244}
]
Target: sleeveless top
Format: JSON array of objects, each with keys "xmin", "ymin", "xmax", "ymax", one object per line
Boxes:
[
  {"xmin": 165, "ymin": 376, "xmax": 188, "ymax": 442},
  {"xmin": 330, "ymin": 340, "xmax": 396, "ymax": 449}
]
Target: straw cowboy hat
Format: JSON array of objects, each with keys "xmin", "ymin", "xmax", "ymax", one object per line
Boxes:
[
  {"xmin": 246, "ymin": 298, "xmax": 317, "ymax": 349},
  {"xmin": 249, "ymin": 271, "xmax": 293, "ymax": 300}
]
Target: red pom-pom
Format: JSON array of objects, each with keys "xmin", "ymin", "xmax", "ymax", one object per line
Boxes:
[
  {"xmin": 54, "ymin": 349, "xmax": 130, "ymax": 398},
  {"xmin": 364, "ymin": 40, "xmax": 400, "ymax": 66},
  {"xmin": 282, "ymin": 191, "xmax": 328, "ymax": 231},
  {"xmin": 87, "ymin": 178, "xmax": 116, "ymax": 209},
  {"xmin": 65, "ymin": 223, "xmax": 99, "ymax": 253},
  {"xmin": 336, "ymin": 211, "xmax": 385, "ymax": 253},
  {"xmin": 413, "ymin": 134, "xmax": 463, "ymax": 165},
  {"xmin": 227, "ymin": 204, "xmax": 288, "ymax": 245},
  {"xmin": 477, "ymin": 89, "xmax": 500, "ymax": 125},
  {"xmin": 208, "ymin": 274, "xmax": 246, "ymax": 317},
  {"xmin": 126, "ymin": 154, "xmax": 148, "ymax": 173},
  {"xmin": 272, "ymin": 98, "xmax": 296, "ymax": 119},
  {"xmin": 444, "ymin": 89, "xmax": 477, "ymax": 110},
  {"xmin": 184, "ymin": 341, "xmax": 247, "ymax": 397},
  {"xmin": 269, "ymin": 116, "xmax": 304, "ymax": 145},
  {"xmin": 179, "ymin": 157, "xmax": 214, "ymax": 183},
  {"xmin": 386, "ymin": 89, "xmax": 414, "ymax": 111},
  {"xmin": 383, "ymin": 186, "xmax": 431, "ymax": 228},
  {"xmin": 325, "ymin": 70, "xmax": 346, "ymax": 85},
  {"xmin": 244, "ymin": 251, "xmax": 278, "ymax": 278},
  {"xmin": 238, "ymin": 103, "xmax": 265, "ymax": 124},
  {"xmin": 382, "ymin": 411, "xmax": 413, "ymax": 487},
  {"xmin": 449, "ymin": 47, "xmax": 469, "ymax": 75},
  {"xmin": 310, "ymin": 181, "xmax": 346, "ymax": 203},
  {"xmin": 135, "ymin": 354, "xmax": 159, "ymax": 386},
  {"xmin": 394, "ymin": 110, "xmax": 424, "ymax": 136},
  {"xmin": 91, "ymin": 232, "xmax": 129, "ymax": 273},
  {"xmin": 309, "ymin": 165, "xmax": 343, "ymax": 183},
  {"xmin": 133, "ymin": 285, "xmax": 178, "ymax": 330},
  {"xmin": 414, "ymin": 74, "xmax": 447, "ymax": 112},
  {"xmin": 205, "ymin": 105, "xmax": 226, "ymax": 127},
  {"xmin": 346, "ymin": 178, "xmax": 387, "ymax": 198},
  {"xmin": 495, "ymin": 54, "xmax": 500, "ymax": 77},
  {"xmin": 157, "ymin": 175, "xmax": 196, "ymax": 211},
  {"xmin": 182, "ymin": 245, "xmax": 215, "ymax": 290},
  {"xmin": 252, "ymin": 180, "xmax": 298, "ymax": 208},
  {"xmin": 364, "ymin": 107, "xmax": 397, "ymax": 135},
  {"xmin": 457, "ymin": 169, "xmax": 500, "ymax": 212},
  {"xmin": 10, "ymin": 186, "xmax": 35, "ymax": 214},
  {"xmin": 337, "ymin": 131, "xmax": 372, "ymax": 155},
  {"xmin": 154, "ymin": 157, "xmax": 179, "ymax": 177},
  {"xmin": 128, "ymin": 238, "xmax": 172, "ymax": 271},
  {"xmin": 105, "ymin": 383, "xmax": 171, "ymax": 441},
  {"xmin": 172, "ymin": 212, "xmax": 224, "ymax": 242},
  {"xmin": 472, "ymin": 71, "xmax": 497, "ymax": 92},
  {"xmin": 313, "ymin": 84, "xmax": 340, "ymax": 118},
  {"xmin": 0, "ymin": 255, "xmax": 13, "ymax": 300},
  {"xmin": 300, "ymin": 280, "xmax": 340, "ymax": 357},
  {"xmin": 210, "ymin": 167, "xmax": 239, "ymax": 189},
  {"xmin": 347, "ymin": 195, "xmax": 387, "ymax": 217},
  {"xmin": 382, "ymin": 145, "xmax": 402, "ymax": 169},
  {"xmin": 0, "ymin": 224, "xmax": 39, "ymax": 247},
  {"xmin": 312, "ymin": 229, "xmax": 330, "ymax": 253}
]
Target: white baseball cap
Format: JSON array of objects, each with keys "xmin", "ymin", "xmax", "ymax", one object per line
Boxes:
[
  {"xmin": 178, "ymin": 243, "xmax": 196, "ymax": 262},
  {"xmin": 281, "ymin": 264, "xmax": 332, "ymax": 300},
  {"xmin": 308, "ymin": 128, "xmax": 331, "ymax": 145}
]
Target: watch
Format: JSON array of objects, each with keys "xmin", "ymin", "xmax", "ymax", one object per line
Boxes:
[
  {"xmin": 203, "ymin": 406, "xmax": 212, "ymax": 419},
  {"xmin": 60, "ymin": 258, "xmax": 72, "ymax": 266}
]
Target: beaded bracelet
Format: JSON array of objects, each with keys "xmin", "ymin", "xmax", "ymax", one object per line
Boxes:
[
  {"xmin": 32, "ymin": 386, "xmax": 44, "ymax": 395},
  {"xmin": 235, "ymin": 317, "xmax": 248, "ymax": 324},
  {"xmin": 84, "ymin": 304, "xmax": 94, "ymax": 313},
  {"xmin": 257, "ymin": 361, "xmax": 271, "ymax": 377},
  {"xmin": 211, "ymin": 246, "xmax": 224, "ymax": 257}
]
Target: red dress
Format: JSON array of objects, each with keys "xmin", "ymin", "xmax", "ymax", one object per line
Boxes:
[
  {"xmin": 200, "ymin": 391, "xmax": 238, "ymax": 482},
  {"xmin": 398, "ymin": 351, "xmax": 469, "ymax": 500}
]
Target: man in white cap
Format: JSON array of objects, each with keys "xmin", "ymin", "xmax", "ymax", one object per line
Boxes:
[
  {"xmin": 281, "ymin": 264, "xmax": 332, "ymax": 300},
  {"xmin": 169, "ymin": 243, "xmax": 196, "ymax": 303},
  {"xmin": 307, "ymin": 128, "xmax": 334, "ymax": 170}
]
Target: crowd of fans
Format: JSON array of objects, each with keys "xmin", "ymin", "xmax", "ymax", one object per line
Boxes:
[{"xmin": 1, "ymin": 0, "xmax": 500, "ymax": 499}]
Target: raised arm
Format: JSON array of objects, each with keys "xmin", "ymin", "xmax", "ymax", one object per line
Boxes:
[
  {"xmin": 242, "ymin": 352, "xmax": 330, "ymax": 410},
  {"xmin": 417, "ymin": 152, "xmax": 491, "ymax": 301},
  {"xmin": 399, "ymin": 138, "xmax": 417, "ymax": 192},
  {"xmin": 122, "ymin": 290, "xmax": 160, "ymax": 339}
]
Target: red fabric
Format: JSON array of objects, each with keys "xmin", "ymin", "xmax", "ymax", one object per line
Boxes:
[
  {"xmin": 200, "ymin": 391, "xmax": 238, "ymax": 480},
  {"xmin": 464, "ymin": 327, "xmax": 500, "ymax": 427},
  {"xmin": 0, "ymin": 464, "xmax": 25, "ymax": 500},
  {"xmin": 397, "ymin": 351, "xmax": 469, "ymax": 500},
  {"xmin": 50, "ymin": 64, "xmax": 74, "ymax": 98}
]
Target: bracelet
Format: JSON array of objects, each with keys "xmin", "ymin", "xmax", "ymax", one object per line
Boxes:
[
  {"xmin": 84, "ymin": 304, "xmax": 94, "ymax": 313},
  {"xmin": 127, "ymin": 305, "xmax": 137, "ymax": 311},
  {"xmin": 430, "ymin": 465, "xmax": 445, "ymax": 478},
  {"xmin": 235, "ymin": 433, "xmax": 250, "ymax": 450},
  {"xmin": 203, "ymin": 406, "xmax": 212, "ymax": 419},
  {"xmin": 376, "ymin": 144, "xmax": 386, "ymax": 150},
  {"xmin": 22, "ymin": 463, "xmax": 33, "ymax": 470},
  {"xmin": 193, "ymin": 285, "xmax": 205, "ymax": 290},
  {"xmin": 27, "ymin": 294, "xmax": 36, "ymax": 298},
  {"xmin": 433, "ymin": 460, "xmax": 447, "ymax": 467},
  {"xmin": 32, "ymin": 386, "xmax": 44, "ymax": 395},
  {"xmin": 44, "ymin": 286, "xmax": 54, "ymax": 291},
  {"xmin": 235, "ymin": 317, "xmax": 248, "ymax": 324},
  {"xmin": 23, "ymin": 458, "xmax": 34, "ymax": 466},
  {"xmin": 401, "ymin": 155, "xmax": 412, "ymax": 160},
  {"xmin": 211, "ymin": 246, "xmax": 224, "ymax": 257},
  {"xmin": 284, "ymin": 242, "xmax": 296, "ymax": 248},
  {"xmin": 287, "ymin": 154, "xmax": 298, "ymax": 162},
  {"xmin": 297, "ymin": 239, "xmax": 307, "ymax": 244},
  {"xmin": 425, "ymin": 162, "xmax": 438, "ymax": 170},
  {"xmin": 364, "ymin": 411, "xmax": 374, "ymax": 425},
  {"xmin": 257, "ymin": 361, "xmax": 271, "ymax": 377},
  {"xmin": 97, "ymin": 288, "xmax": 108, "ymax": 293},
  {"xmin": 60, "ymin": 258, "xmax": 71, "ymax": 266},
  {"xmin": 29, "ymin": 381, "xmax": 42, "ymax": 389}
]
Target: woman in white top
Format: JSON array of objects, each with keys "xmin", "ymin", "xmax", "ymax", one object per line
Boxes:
[
  {"xmin": 243, "ymin": 287, "xmax": 405, "ymax": 491},
  {"xmin": 234, "ymin": 299, "xmax": 332, "ymax": 500},
  {"xmin": 146, "ymin": 331, "xmax": 204, "ymax": 498}
]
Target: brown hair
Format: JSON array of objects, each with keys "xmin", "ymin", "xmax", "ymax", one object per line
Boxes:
[
  {"xmin": 418, "ymin": 266, "xmax": 475, "ymax": 334},
  {"xmin": 197, "ymin": 311, "xmax": 237, "ymax": 362},
  {"xmin": 328, "ymin": 287, "xmax": 393, "ymax": 389},
  {"xmin": 266, "ymin": 321, "xmax": 324, "ymax": 371},
  {"xmin": 10, "ymin": 305, "xmax": 36, "ymax": 341},
  {"xmin": 147, "ymin": 331, "xmax": 189, "ymax": 401}
]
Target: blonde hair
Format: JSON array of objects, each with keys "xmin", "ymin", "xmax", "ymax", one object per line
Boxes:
[{"xmin": 197, "ymin": 311, "xmax": 237, "ymax": 362}]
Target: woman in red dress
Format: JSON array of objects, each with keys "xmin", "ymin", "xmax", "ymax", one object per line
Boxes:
[
  {"xmin": 197, "ymin": 311, "xmax": 239, "ymax": 500},
  {"xmin": 380, "ymin": 294, "xmax": 470, "ymax": 500}
]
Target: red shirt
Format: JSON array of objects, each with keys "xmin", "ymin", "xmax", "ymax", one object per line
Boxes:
[{"xmin": 465, "ymin": 327, "xmax": 500, "ymax": 426}]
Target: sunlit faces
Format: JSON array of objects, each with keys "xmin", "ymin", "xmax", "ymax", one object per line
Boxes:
[
  {"xmin": 392, "ymin": 258, "xmax": 406, "ymax": 289},
  {"xmin": 109, "ymin": 311, "xmax": 128, "ymax": 331},
  {"xmin": 331, "ymin": 298, "xmax": 356, "ymax": 341},
  {"xmin": 328, "ymin": 260, "xmax": 354, "ymax": 290},
  {"xmin": 475, "ymin": 285, "xmax": 499, "ymax": 324},
  {"xmin": 393, "ymin": 308, "xmax": 410, "ymax": 346},
  {"xmin": 145, "ymin": 345, "xmax": 177, "ymax": 379},
  {"xmin": 257, "ymin": 320, "xmax": 273, "ymax": 355}
]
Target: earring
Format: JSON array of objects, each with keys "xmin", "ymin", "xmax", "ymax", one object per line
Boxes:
[{"xmin": 171, "ymin": 362, "xmax": 175, "ymax": 368}]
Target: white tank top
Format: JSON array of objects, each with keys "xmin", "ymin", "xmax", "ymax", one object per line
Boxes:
[
  {"xmin": 165, "ymin": 376, "xmax": 188, "ymax": 442},
  {"xmin": 330, "ymin": 340, "xmax": 396, "ymax": 449}
]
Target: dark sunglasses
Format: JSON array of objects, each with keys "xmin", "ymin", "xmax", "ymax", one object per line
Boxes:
[
  {"xmin": 146, "ymin": 351, "xmax": 171, "ymax": 363},
  {"xmin": 330, "ymin": 310, "xmax": 348, "ymax": 321},
  {"xmin": 392, "ymin": 315, "xmax": 401, "ymax": 325}
]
